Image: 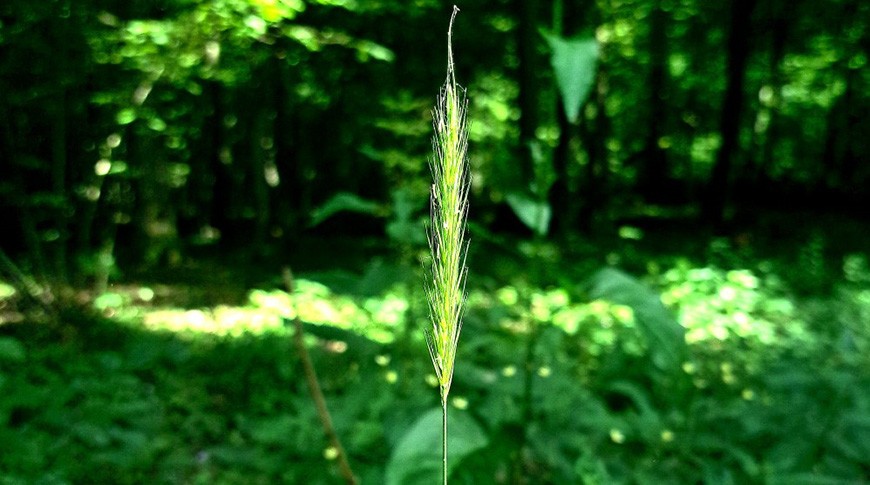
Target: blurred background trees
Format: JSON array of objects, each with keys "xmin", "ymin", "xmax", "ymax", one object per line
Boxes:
[
  {"xmin": 1, "ymin": 0, "xmax": 867, "ymax": 279},
  {"xmin": 1, "ymin": 2, "xmax": 869, "ymax": 483}
]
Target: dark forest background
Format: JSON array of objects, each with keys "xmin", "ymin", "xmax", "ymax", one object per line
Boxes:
[
  {"xmin": 2, "ymin": 0, "xmax": 867, "ymax": 276},
  {"xmin": 1, "ymin": 0, "xmax": 869, "ymax": 484}
]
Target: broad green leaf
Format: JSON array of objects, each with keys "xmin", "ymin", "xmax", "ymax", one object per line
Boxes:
[
  {"xmin": 308, "ymin": 192, "xmax": 383, "ymax": 227},
  {"xmin": 386, "ymin": 188, "xmax": 426, "ymax": 245},
  {"xmin": 385, "ymin": 408, "xmax": 488, "ymax": 485},
  {"xmin": 588, "ymin": 268, "xmax": 685, "ymax": 371},
  {"xmin": 505, "ymin": 192, "xmax": 551, "ymax": 237},
  {"xmin": 543, "ymin": 32, "xmax": 598, "ymax": 124}
]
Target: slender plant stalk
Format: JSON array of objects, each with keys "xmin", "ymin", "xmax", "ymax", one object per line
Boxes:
[
  {"xmin": 425, "ymin": 6, "xmax": 469, "ymax": 485},
  {"xmin": 282, "ymin": 267, "xmax": 358, "ymax": 485}
]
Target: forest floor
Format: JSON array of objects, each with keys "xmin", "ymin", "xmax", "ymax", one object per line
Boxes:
[{"xmin": 1, "ymin": 220, "xmax": 869, "ymax": 484}]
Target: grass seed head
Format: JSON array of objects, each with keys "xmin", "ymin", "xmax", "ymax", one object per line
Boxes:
[{"xmin": 425, "ymin": 5, "xmax": 469, "ymax": 405}]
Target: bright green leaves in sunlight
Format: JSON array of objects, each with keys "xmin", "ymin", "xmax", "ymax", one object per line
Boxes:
[
  {"xmin": 250, "ymin": 0, "xmax": 305, "ymax": 23},
  {"xmin": 543, "ymin": 32, "xmax": 598, "ymax": 124},
  {"xmin": 92, "ymin": 0, "xmax": 394, "ymax": 89}
]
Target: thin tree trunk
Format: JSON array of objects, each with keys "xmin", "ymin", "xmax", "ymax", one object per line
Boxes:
[
  {"xmin": 251, "ymin": 109, "xmax": 271, "ymax": 255},
  {"xmin": 704, "ymin": 0, "xmax": 757, "ymax": 226},
  {"xmin": 585, "ymin": 67, "xmax": 612, "ymax": 233},
  {"xmin": 549, "ymin": 0, "xmax": 578, "ymax": 235},
  {"xmin": 50, "ymin": 7, "xmax": 70, "ymax": 281},
  {"xmin": 272, "ymin": 52, "xmax": 301, "ymax": 238},
  {"xmin": 50, "ymin": 91, "xmax": 69, "ymax": 281},
  {"xmin": 551, "ymin": 97, "xmax": 573, "ymax": 235},
  {"xmin": 639, "ymin": 0, "xmax": 669, "ymax": 202},
  {"xmin": 516, "ymin": 0, "xmax": 540, "ymax": 180},
  {"xmin": 759, "ymin": 0, "xmax": 788, "ymax": 181}
]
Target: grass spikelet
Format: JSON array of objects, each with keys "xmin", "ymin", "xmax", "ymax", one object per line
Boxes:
[
  {"xmin": 424, "ymin": 6, "xmax": 469, "ymax": 484},
  {"xmin": 425, "ymin": 4, "xmax": 469, "ymax": 409}
]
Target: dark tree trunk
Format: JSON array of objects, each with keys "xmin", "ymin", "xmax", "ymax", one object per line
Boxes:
[
  {"xmin": 550, "ymin": 97, "xmax": 573, "ymax": 234},
  {"xmin": 822, "ymin": 66, "xmax": 858, "ymax": 192},
  {"xmin": 272, "ymin": 51, "xmax": 303, "ymax": 238},
  {"xmin": 48, "ymin": 9, "xmax": 71, "ymax": 281},
  {"xmin": 549, "ymin": 0, "xmax": 580, "ymax": 235},
  {"xmin": 751, "ymin": 6, "xmax": 788, "ymax": 194},
  {"xmin": 189, "ymin": 81, "xmax": 222, "ymax": 236},
  {"xmin": 586, "ymin": 67, "xmax": 612, "ymax": 232},
  {"xmin": 639, "ymin": 0, "xmax": 669, "ymax": 202},
  {"xmin": 550, "ymin": 0, "xmax": 609, "ymax": 235},
  {"xmin": 704, "ymin": 0, "xmax": 757, "ymax": 226},
  {"xmin": 516, "ymin": 0, "xmax": 540, "ymax": 180},
  {"xmin": 205, "ymin": 82, "xmax": 236, "ymax": 241}
]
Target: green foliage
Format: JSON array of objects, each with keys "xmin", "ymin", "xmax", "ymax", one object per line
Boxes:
[
  {"xmin": 0, "ymin": 282, "xmax": 16, "ymax": 299},
  {"xmin": 589, "ymin": 267, "xmax": 685, "ymax": 372},
  {"xmin": 385, "ymin": 408, "xmax": 487, "ymax": 485},
  {"xmin": 505, "ymin": 192, "xmax": 551, "ymax": 237},
  {"xmin": 3, "ymin": 0, "xmax": 868, "ymax": 278},
  {"xmin": 1, "ymin": 242, "xmax": 869, "ymax": 482},
  {"xmin": 543, "ymin": 32, "xmax": 598, "ymax": 124},
  {"xmin": 0, "ymin": 337, "xmax": 26, "ymax": 364},
  {"xmin": 308, "ymin": 192, "xmax": 384, "ymax": 228},
  {"xmin": 505, "ymin": 141, "xmax": 557, "ymax": 236}
]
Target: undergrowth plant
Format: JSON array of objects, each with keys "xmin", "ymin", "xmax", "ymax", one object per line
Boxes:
[{"xmin": 424, "ymin": 6, "xmax": 470, "ymax": 485}]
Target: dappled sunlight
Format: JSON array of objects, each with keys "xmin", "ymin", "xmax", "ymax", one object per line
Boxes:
[
  {"xmin": 85, "ymin": 257, "xmax": 870, "ymax": 369},
  {"xmin": 3, "ymin": 251, "xmax": 869, "ymax": 483},
  {"xmin": 657, "ymin": 264, "xmax": 811, "ymax": 348},
  {"xmin": 95, "ymin": 278, "xmax": 410, "ymax": 342}
]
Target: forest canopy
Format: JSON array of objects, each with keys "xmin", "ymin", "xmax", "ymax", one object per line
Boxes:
[{"xmin": 1, "ymin": 0, "xmax": 867, "ymax": 275}]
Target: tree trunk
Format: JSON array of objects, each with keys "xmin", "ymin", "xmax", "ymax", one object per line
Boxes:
[
  {"xmin": 549, "ymin": 0, "xmax": 579, "ymax": 235},
  {"xmin": 704, "ymin": 0, "xmax": 757, "ymax": 226},
  {"xmin": 272, "ymin": 51, "xmax": 302, "ymax": 238},
  {"xmin": 516, "ymin": 0, "xmax": 540, "ymax": 180},
  {"xmin": 49, "ymin": 90, "xmax": 69, "ymax": 281},
  {"xmin": 755, "ymin": 3, "xmax": 788, "ymax": 189},
  {"xmin": 586, "ymin": 67, "xmax": 612, "ymax": 232},
  {"xmin": 550, "ymin": 97, "xmax": 573, "ymax": 234},
  {"xmin": 639, "ymin": 0, "xmax": 669, "ymax": 202}
]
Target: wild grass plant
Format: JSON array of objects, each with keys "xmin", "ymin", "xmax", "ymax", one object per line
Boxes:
[{"xmin": 424, "ymin": 6, "xmax": 470, "ymax": 485}]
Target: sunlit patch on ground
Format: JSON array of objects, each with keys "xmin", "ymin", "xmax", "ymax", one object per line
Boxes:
[{"xmin": 93, "ymin": 279, "xmax": 410, "ymax": 343}]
